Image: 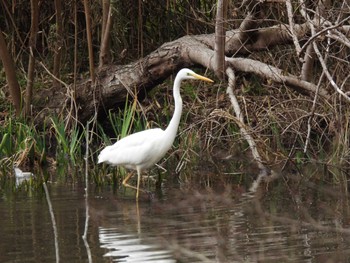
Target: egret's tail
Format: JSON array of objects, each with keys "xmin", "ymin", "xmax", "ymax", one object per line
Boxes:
[
  {"xmin": 97, "ymin": 147, "xmax": 108, "ymax": 164},
  {"xmin": 97, "ymin": 154, "xmax": 104, "ymax": 164}
]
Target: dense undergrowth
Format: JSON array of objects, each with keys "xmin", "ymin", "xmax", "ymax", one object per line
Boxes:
[
  {"xmin": 1, "ymin": 0, "xmax": 349, "ymax": 192},
  {"xmin": 1, "ymin": 71, "xmax": 349, "ymax": 190}
]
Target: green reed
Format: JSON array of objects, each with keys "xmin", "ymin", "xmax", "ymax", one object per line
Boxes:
[
  {"xmin": 0, "ymin": 116, "xmax": 47, "ymax": 167},
  {"xmin": 50, "ymin": 116, "xmax": 84, "ymax": 165},
  {"xmin": 95, "ymin": 96, "xmax": 146, "ymax": 185}
]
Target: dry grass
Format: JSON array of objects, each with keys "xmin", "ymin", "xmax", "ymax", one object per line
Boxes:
[{"xmin": 140, "ymin": 72, "xmax": 349, "ymax": 177}]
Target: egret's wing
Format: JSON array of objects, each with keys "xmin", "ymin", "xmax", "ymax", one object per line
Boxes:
[
  {"xmin": 111, "ymin": 128, "xmax": 162, "ymax": 149},
  {"xmin": 98, "ymin": 128, "xmax": 164, "ymax": 166}
]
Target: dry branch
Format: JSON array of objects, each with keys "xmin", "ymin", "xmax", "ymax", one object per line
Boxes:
[
  {"xmin": 285, "ymin": 0, "xmax": 302, "ymax": 58},
  {"xmin": 301, "ymin": 44, "xmax": 315, "ymax": 82},
  {"xmin": 226, "ymin": 57, "xmax": 330, "ymax": 98},
  {"xmin": 226, "ymin": 67, "xmax": 269, "ymax": 176},
  {"xmin": 34, "ymin": 21, "xmax": 333, "ymax": 123},
  {"xmin": 298, "ymin": 0, "xmax": 350, "ymax": 102}
]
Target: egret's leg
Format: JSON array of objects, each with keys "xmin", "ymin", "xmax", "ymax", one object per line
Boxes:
[
  {"xmin": 136, "ymin": 168, "xmax": 141, "ymax": 200},
  {"xmin": 122, "ymin": 170, "xmax": 147, "ymax": 199},
  {"xmin": 122, "ymin": 172, "xmax": 138, "ymax": 191}
]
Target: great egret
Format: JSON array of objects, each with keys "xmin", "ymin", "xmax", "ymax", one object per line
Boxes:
[{"xmin": 98, "ymin": 68, "xmax": 214, "ymax": 199}]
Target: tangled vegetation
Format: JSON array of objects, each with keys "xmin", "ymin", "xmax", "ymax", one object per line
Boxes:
[{"xmin": 0, "ymin": 0, "xmax": 349, "ymax": 184}]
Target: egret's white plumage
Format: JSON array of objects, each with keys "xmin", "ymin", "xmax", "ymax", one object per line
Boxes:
[{"xmin": 98, "ymin": 68, "xmax": 213, "ymax": 199}]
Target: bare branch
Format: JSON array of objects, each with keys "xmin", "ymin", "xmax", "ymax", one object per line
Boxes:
[
  {"xmin": 304, "ymin": 72, "xmax": 324, "ymax": 153},
  {"xmin": 226, "ymin": 67, "xmax": 269, "ymax": 175},
  {"xmin": 301, "ymin": 44, "xmax": 315, "ymax": 81},
  {"xmin": 285, "ymin": 0, "xmax": 302, "ymax": 58},
  {"xmin": 312, "ymin": 40, "xmax": 350, "ymax": 102},
  {"xmin": 226, "ymin": 57, "xmax": 330, "ymax": 97},
  {"xmin": 299, "ymin": 16, "xmax": 350, "ymax": 54},
  {"xmin": 327, "ymin": 31, "xmax": 350, "ymax": 49},
  {"xmin": 299, "ymin": 0, "xmax": 350, "ymax": 102}
]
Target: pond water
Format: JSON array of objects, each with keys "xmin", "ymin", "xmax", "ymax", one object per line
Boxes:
[{"xmin": 0, "ymin": 167, "xmax": 350, "ymax": 262}]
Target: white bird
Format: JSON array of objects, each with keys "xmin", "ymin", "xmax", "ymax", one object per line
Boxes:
[
  {"xmin": 13, "ymin": 166, "xmax": 33, "ymax": 187},
  {"xmin": 98, "ymin": 68, "xmax": 214, "ymax": 199}
]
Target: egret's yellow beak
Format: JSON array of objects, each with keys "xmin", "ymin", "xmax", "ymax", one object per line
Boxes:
[{"xmin": 191, "ymin": 72, "xmax": 214, "ymax": 83}]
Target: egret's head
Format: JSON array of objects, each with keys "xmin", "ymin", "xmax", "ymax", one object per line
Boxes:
[{"xmin": 178, "ymin": 68, "xmax": 214, "ymax": 83}]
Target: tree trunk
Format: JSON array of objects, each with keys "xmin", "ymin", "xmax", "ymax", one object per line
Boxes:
[
  {"xmin": 83, "ymin": 0, "xmax": 95, "ymax": 83},
  {"xmin": 213, "ymin": 0, "xmax": 227, "ymax": 79},
  {"xmin": 0, "ymin": 30, "xmax": 22, "ymax": 116},
  {"xmin": 53, "ymin": 0, "xmax": 63, "ymax": 89},
  {"xmin": 25, "ymin": 0, "xmax": 39, "ymax": 117},
  {"xmin": 99, "ymin": 0, "xmax": 112, "ymax": 67}
]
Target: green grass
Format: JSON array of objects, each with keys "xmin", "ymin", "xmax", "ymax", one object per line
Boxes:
[
  {"xmin": 0, "ymin": 117, "xmax": 46, "ymax": 168},
  {"xmin": 95, "ymin": 96, "xmax": 147, "ymax": 185},
  {"xmin": 98, "ymin": 96, "xmax": 146, "ymax": 143},
  {"xmin": 1, "ymin": 73, "xmax": 348, "ymax": 188},
  {"xmin": 50, "ymin": 116, "xmax": 83, "ymax": 164}
]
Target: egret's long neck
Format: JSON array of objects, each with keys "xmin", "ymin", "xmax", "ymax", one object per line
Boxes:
[{"xmin": 165, "ymin": 76, "xmax": 183, "ymax": 143}]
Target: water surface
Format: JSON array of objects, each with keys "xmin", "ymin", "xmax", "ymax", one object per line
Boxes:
[{"xmin": 0, "ymin": 169, "xmax": 349, "ymax": 262}]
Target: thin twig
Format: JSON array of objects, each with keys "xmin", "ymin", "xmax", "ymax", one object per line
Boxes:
[
  {"xmin": 299, "ymin": 16, "xmax": 350, "ymax": 54},
  {"xmin": 326, "ymin": 31, "xmax": 350, "ymax": 49},
  {"xmin": 38, "ymin": 60, "xmax": 80, "ymax": 130},
  {"xmin": 38, "ymin": 61, "xmax": 69, "ymax": 88},
  {"xmin": 43, "ymin": 181, "xmax": 60, "ymax": 263},
  {"xmin": 313, "ymin": 42, "xmax": 350, "ymax": 102},
  {"xmin": 304, "ymin": 72, "xmax": 324, "ymax": 153},
  {"xmin": 82, "ymin": 120, "xmax": 92, "ymax": 263},
  {"xmin": 285, "ymin": 0, "xmax": 302, "ymax": 59},
  {"xmin": 226, "ymin": 67, "xmax": 269, "ymax": 176}
]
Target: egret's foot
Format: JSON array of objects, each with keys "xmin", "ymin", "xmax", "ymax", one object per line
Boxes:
[{"xmin": 122, "ymin": 172, "xmax": 155, "ymax": 200}]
